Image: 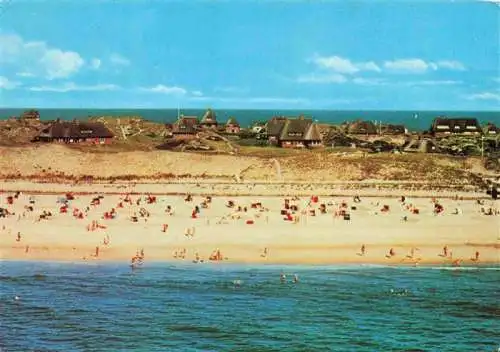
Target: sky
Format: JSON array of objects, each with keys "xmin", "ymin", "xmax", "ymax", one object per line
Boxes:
[{"xmin": 0, "ymin": 0, "xmax": 499, "ymax": 110}]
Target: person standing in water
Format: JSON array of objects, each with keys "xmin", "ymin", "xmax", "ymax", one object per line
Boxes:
[{"xmin": 443, "ymin": 245, "xmax": 448, "ymax": 257}]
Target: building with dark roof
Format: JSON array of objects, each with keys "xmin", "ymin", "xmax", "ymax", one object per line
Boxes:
[
  {"xmin": 20, "ymin": 110, "xmax": 41, "ymax": 121},
  {"xmin": 430, "ymin": 117, "xmax": 482, "ymax": 136},
  {"xmin": 34, "ymin": 120, "xmax": 114, "ymax": 144},
  {"xmin": 381, "ymin": 124, "xmax": 407, "ymax": 135},
  {"xmin": 346, "ymin": 120, "xmax": 378, "ymax": 135},
  {"xmin": 266, "ymin": 116, "xmax": 322, "ymax": 148},
  {"xmin": 172, "ymin": 116, "xmax": 199, "ymax": 136},
  {"xmin": 484, "ymin": 123, "xmax": 499, "ymax": 136},
  {"xmin": 265, "ymin": 117, "xmax": 288, "ymax": 145}
]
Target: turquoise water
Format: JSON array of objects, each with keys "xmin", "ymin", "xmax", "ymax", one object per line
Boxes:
[
  {"xmin": 1, "ymin": 261, "xmax": 499, "ymax": 351},
  {"xmin": 1, "ymin": 108, "xmax": 498, "ymax": 131}
]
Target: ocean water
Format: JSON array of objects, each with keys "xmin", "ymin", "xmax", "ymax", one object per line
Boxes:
[
  {"xmin": 1, "ymin": 108, "xmax": 499, "ymax": 131},
  {"xmin": 1, "ymin": 262, "xmax": 499, "ymax": 352}
]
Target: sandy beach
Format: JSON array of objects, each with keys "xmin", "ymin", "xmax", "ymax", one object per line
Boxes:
[{"xmin": 1, "ymin": 186, "xmax": 498, "ymax": 265}]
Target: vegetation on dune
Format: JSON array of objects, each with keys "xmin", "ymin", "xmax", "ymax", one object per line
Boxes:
[{"xmin": 0, "ymin": 114, "xmax": 497, "ymax": 187}]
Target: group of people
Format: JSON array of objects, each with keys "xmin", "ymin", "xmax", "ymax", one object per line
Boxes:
[
  {"xmin": 131, "ymin": 248, "xmax": 145, "ymax": 267},
  {"xmin": 355, "ymin": 243, "xmax": 481, "ymax": 267},
  {"xmin": 0, "ymin": 190, "xmax": 494, "ymax": 268}
]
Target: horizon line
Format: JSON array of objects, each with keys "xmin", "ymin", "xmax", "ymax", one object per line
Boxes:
[{"xmin": 0, "ymin": 107, "xmax": 498, "ymax": 113}]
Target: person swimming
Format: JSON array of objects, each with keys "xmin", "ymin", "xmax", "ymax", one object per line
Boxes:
[
  {"xmin": 280, "ymin": 272, "xmax": 286, "ymax": 283},
  {"xmin": 293, "ymin": 274, "xmax": 299, "ymax": 283}
]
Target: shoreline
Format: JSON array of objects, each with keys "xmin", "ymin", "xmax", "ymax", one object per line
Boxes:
[
  {"xmin": 2, "ymin": 243, "xmax": 498, "ymax": 266},
  {"xmin": 2, "ymin": 257, "xmax": 499, "ymax": 268}
]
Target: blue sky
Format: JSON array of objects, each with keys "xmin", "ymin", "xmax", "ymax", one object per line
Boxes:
[{"xmin": 0, "ymin": 0, "xmax": 499, "ymax": 110}]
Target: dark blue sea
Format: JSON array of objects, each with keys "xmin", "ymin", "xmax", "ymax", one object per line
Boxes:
[
  {"xmin": 1, "ymin": 108, "xmax": 499, "ymax": 131},
  {"xmin": 1, "ymin": 261, "xmax": 499, "ymax": 352}
]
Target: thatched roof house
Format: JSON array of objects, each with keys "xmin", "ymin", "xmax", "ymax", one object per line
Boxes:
[
  {"xmin": 265, "ymin": 117, "xmax": 288, "ymax": 139},
  {"xmin": 172, "ymin": 116, "xmax": 198, "ymax": 135},
  {"xmin": 266, "ymin": 116, "xmax": 322, "ymax": 148},
  {"xmin": 200, "ymin": 109, "xmax": 217, "ymax": 128},
  {"xmin": 20, "ymin": 109, "xmax": 40, "ymax": 121},
  {"xmin": 226, "ymin": 117, "xmax": 239, "ymax": 126},
  {"xmin": 347, "ymin": 120, "xmax": 378, "ymax": 135},
  {"xmin": 381, "ymin": 124, "xmax": 406, "ymax": 135},
  {"xmin": 225, "ymin": 117, "xmax": 240, "ymax": 134},
  {"xmin": 430, "ymin": 117, "xmax": 482, "ymax": 136},
  {"xmin": 484, "ymin": 123, "xmax": 499, "ymax": 135},
  {"xmin": 279, "ymin": 118, "xmax": 311, "ymax": 141},
  {"xmin": 35, "ymin": 120, "xmax": 114, "ymax": 144}
]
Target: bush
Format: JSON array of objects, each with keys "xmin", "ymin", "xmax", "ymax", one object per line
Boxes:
[{"xmin": 239, "ymin": 131, "xmax": 257, "ymax": 139}]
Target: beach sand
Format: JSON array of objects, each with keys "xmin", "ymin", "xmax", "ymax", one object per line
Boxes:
[{"xmin": 1, "ymin": 187, "xmax": 498, "ymax": 265}]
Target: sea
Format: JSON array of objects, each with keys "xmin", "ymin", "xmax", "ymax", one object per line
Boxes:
[
  {"xmin": 1, "ymin": 261, "xmax": 499, "ymax": 352},
  {"xmin": 1, "ymin": 109, "xmax": 499, "ymax": 132}
]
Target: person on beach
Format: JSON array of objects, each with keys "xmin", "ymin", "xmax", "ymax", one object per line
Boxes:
[
  {"xmin": 261, "ymin": 248, "xmax": 268, "ymax": 258},
  {"xmin": 95, "ymin": 246, "xmax": 99, "ymax": 257},
  {"xmin": 386, "ymin": 248, "xmax": 395, "ymax": 258},
  {"xmin": 16, "ymin": 232, "xmax": 21, "ymax": 242},
  {"xmin": 360, "ymin": 244, "xmax": 366, "ymax": 256},
  {"xmin": 209, "ymin": 248, "xmax": 223, "ymax": 261},
  {"xmin": 472, "ymin": 251, "xmax": 480, "ymax": 262},
  {"xmin": 442, "ymin": 245, "xmax": 448, "ymax": 257},
  {"xmin": 185, "ymin": 227, "xmax": 194, "ymax": 237}
]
